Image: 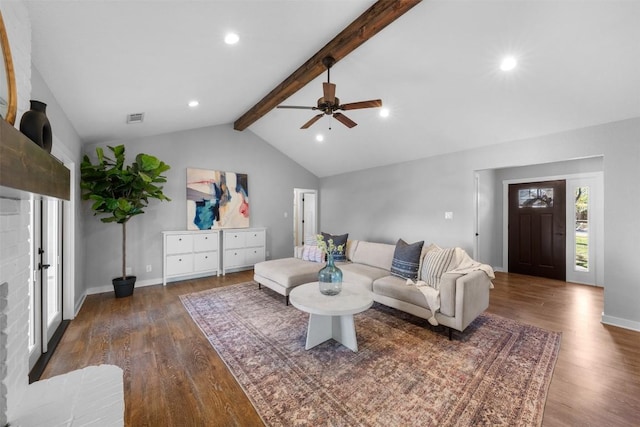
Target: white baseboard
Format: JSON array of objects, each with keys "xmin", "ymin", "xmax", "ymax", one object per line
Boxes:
[
  {"xmin": 86, "ymin": 277, "xmax": 162, "ymax": 296},
  {"xmin": 74, "ymin": 292, "xmax": 87, "ymax": 317},
  {"xmin": 601, "ymin": 313, "xmax": 640, "ymax": 332}
]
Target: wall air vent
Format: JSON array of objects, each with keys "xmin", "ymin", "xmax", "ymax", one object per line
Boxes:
[{"xmin": 126, "ymin": 113, "xmax": 144, "ymax": 124}]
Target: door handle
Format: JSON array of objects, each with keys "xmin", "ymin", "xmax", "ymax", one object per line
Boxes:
[{"xmin": 38, "ymin": 263, "xmax": 51, "ymax": 270}]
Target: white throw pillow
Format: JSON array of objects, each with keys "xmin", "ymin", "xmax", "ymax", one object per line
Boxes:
[{"xmin": 302, "ymin": 244, "xmax": 324, "ymax": 263}]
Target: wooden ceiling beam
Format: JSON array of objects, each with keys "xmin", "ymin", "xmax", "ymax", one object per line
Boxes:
[{"xmin": 233, "ymin": 0, "xmax": 421, "ymax": 131}]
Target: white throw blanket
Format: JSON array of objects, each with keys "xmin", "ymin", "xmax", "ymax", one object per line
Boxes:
[
  {"xmin": 406, "ymin": 248, "xmax": 495, "ymax": 326},
  {"xmin": 405, "ymin": 279, "xmax": 441, "ymax": 326}
]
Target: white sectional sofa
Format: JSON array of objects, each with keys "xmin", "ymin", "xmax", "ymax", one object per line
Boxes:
[{"xmin": 254, "ymin": 239, "xmax": 493, "ymax": 338}]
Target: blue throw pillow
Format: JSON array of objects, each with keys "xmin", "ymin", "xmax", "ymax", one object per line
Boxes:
[
  {"xmin": 321, "ymin": 232, "xmax": 349, "ymax": 262},
  {"xmin": 391, "ymin": 239, "xmax": 424, "ymax": 280}
]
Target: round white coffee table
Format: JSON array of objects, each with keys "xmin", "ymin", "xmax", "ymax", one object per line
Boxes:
[{"xmin": 289, "ymin": 282, "xmax": 373, "ymax": 352}]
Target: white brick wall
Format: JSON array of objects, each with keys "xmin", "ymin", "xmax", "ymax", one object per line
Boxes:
[
  {"xmin": 0, "ymin": 198, "xmax": 31, "ymax": 426},
  {"xmin": 0, "ymin": 1, "xmax": 34, "ymax": 424}
]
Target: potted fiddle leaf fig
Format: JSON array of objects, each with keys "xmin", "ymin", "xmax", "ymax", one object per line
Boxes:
[{"xmin": 80, "ymin": 144, "xmax": 171, "ymax": 297}]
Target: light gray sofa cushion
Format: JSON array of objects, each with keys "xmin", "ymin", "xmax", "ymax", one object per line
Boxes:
[
  {"xmin": 373, "ymin": 275, "xmax": 430, "ymax": 309},
  {"xmin": 340, "ymin": 263, "xmax": 390, "ymax": 290},
  {"xmin": 253, "ymin": 258, "xmax": 322, "ymax": 289},
  {"xmin": 350, "ymin": 241, "xmax": 395, "ymax": 270}
]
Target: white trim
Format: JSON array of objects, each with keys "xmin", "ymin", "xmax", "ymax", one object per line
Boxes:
[
  {"xmin": 601, "ymin": 313, "xmax": 640, "ymax": 332},
  {"xmin": 50, "ymin": 138, "xmax": 76, "ymax": 320},
  {"xmin": 85, "ymin": 277, "xmax": 162, "ymax": 296}
]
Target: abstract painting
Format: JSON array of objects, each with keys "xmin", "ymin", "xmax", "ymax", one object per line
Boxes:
[{"xmin": 186, "ymin": 168, "xmax": 249, "ymax": 230}]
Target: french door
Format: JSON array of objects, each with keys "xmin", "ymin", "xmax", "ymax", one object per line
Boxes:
[{"xmin": 28, "ymin": 197, "xmax": 63, "ymax": 371}]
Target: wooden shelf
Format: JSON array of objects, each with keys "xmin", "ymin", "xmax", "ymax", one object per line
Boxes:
[{"xmin": 0, "ymin": 119, "xmax": 70, "ymax": 200}]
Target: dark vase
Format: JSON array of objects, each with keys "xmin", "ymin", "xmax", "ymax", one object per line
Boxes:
[
  {"xmin": 112, "ymin": 275, "xmax": 136, "ymax": 298},
  {"xmin": 20, "ymin": 100, "xmax": 52, "ymax": 153},
  {"xmin": 318, "ymin": 253, "xmax": 343, "ymax": 295}
]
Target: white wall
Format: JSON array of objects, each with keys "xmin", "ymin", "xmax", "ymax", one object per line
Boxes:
[
  {"xmin": 320, "ymin": 118, "xmax": 640, "ymax": 331},
  {"xmin": 82, "ymin": 125, "xmax": 318, "ymax": 292},
  {"xmin": 30, "ymin": 66, "xmax": 85, "ymax": 315}
]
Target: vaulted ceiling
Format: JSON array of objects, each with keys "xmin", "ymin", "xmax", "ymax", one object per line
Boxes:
[{"xmin": 26, "ymin": 1, "xmax": 640, "ymax": 177}]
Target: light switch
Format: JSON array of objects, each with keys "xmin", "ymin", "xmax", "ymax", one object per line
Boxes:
[{"xmin": 445, "ymin": 211, "xmax": 453, "ymax": 220}]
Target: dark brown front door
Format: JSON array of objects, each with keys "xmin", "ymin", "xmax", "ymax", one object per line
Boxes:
[{"xmin": 508, "ymin": 180, "xmax": 566, "ymax": 280}]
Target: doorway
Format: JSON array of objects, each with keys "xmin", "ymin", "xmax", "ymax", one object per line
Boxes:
[
  {"xmin": 293, "ymin": 188, "xmax": 318, "ymax": 247},
  {"xmin": 508, "ymin": 180, "xmax": 566, "ymax": 280},
  {"xmin": 29, "ymin": 197, "xmax": 64, "ymax": 379},
  {"xmin": 498, "ymin": 171, "xmax": 603, "ymax": 285}
]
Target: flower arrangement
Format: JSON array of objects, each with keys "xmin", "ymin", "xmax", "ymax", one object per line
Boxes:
[{"xmin": 316, "ymin": 234, "xmax": 344, "ymax": 258}]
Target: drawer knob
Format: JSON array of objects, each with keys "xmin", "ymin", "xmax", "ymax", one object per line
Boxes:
[
  {"xmin": 178, "ymin": 258, "xmax": 182, "ymax": 262},
  {"xmin": 178, "ymin": 238, "xmax": 182, "ymax": 241},
  {"xmin": 205, "ymin": 256, "xmax": 208, "ymax": 259}
]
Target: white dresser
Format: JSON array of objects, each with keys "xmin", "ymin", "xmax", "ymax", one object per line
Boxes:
[
  {"xmin": 162, "ymin": 230, "xmax": 220, "ymax": 285},
  {"xmin": 222, "ymin": 228, "xmax": 266, "ymax": 275}
]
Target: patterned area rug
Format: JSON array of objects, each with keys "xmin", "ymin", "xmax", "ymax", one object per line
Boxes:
[{"xmin": 180, "ymin": 282, "xmax": 561, "ymax": 426}]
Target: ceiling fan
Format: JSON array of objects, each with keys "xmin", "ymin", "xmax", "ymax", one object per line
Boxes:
[{"xmin": 276, "ymin": 56, "xmax": 382, "ymax": 129}]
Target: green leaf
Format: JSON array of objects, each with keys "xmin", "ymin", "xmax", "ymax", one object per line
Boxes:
[
  {"xmin": 137, "ymin": 153, "xmax": 161, "ymax": 171},
  {"xmin": 138, "ymin": 171, "xmax": 152, "ymax": 183}
]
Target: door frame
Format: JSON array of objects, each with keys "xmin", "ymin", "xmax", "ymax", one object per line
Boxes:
[
  {"xmin": 50, "ymin": 139, "xmax": 76, "ymax": 318},
  {"xmin": 293, "ymin": 188, "xmax": 318, "ymax": 248},
  {"xmin": 502, "ymin": 172, "xmax": 604, "ymax": 285}
]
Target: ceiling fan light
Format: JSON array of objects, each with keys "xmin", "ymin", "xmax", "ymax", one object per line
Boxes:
[
  {"xmin": 315, "ymin": 134, "xmax": 324, "ymax": 142},
  {"xmin": 188, "ymin": 100, "xmax": 199, "ymax": 108},
  {"xmin": 379, "ymin": 108, "xmax": 390, "ymax": 118}
]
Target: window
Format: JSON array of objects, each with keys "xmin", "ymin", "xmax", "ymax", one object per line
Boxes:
[
  {"xmin": 518, "ymin": 187, "xmax": 554, "ymax": 208},
  {"xmin": 575, "ymin": 187, "xmax": 589, "ymax": 271}
]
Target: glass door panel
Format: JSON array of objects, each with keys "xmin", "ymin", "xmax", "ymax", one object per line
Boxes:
[{"xmin": 43, "ymin": 198, "xmax": 62, "ymax": 346}]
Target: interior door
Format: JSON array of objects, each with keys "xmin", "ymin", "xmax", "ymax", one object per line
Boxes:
[
  {"xmin": 302, "ymin": 192, "xmax": 317, "ymax": 245},
  {"xmin": 294, "ymin": 188, "xmax": 318, "ymax": 247},
  {"xmin": 28, "ymin": 198, "xmax": 63, "ymax": 371},
  {"xmin": 508, "ymin": 180, "xmax": 566, "ymax": 280}
]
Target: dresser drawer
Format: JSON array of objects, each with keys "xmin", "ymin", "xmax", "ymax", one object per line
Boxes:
[
  {"xmin": 194, "ymin": 233, "xmax": 218, "ymax": 252},
  {"xmin": 224, "ymin": 248, "xmax": 246, "ymax": 268},
  {"xmin": 166, "ymin": 254, "xmax": 193, "ymax": 276},
  {"xmin": 245, "ymin": 247, "xmax": 265, "ymax": 266},
  {"xmin": 166, "ymin": 235, "xmax": 193, "ymax": 254},
  {"xmin": 224, "ymin": 232, "xmax": 246, "ymax": 249},
  {"xmin": 245, "ymin": 230, "xmax": 265, "ymax": 247},
  {"xmin": 194, "ymin": 251, "xmax": 218, "ymax": 272}
]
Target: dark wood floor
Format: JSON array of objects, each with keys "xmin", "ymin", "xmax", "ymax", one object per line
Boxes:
[{"xmin": 42, "ymin": 271, "xmax": 640, "ymax": 426}]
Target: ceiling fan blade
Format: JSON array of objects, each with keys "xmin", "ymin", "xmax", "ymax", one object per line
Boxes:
[
  {"xmin": 323, "ymin": 82, "xmax": 336, "ymax": 104},
  {"xmin": 301, "ymin": 113, "xmax": 324, "ymax": 129},
  {"xmin": 339, "ymin": 99, "xmax": 382, "ymax": 110},
  {"xmin": 333, "ymin": 112, "xmax": 357, "ymax": 128},
  {"xmin": 277, "ymin": 105, "xmax": 316, "ymax": 110}
]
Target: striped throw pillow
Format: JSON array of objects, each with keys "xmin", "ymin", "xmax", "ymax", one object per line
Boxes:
[{"xmin": 421, "ymin": 247, "xmax": 456, "ymax": 287}]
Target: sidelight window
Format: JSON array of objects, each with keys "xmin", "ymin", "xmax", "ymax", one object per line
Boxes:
[{"xmin": 575, "ymin": 187, "xmax": 589, "ymax": 271}]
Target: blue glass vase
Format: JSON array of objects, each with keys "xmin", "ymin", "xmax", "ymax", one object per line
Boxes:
[{"xmin": 318, "ymin": 253, "xmax": 343, "ymax": 295}]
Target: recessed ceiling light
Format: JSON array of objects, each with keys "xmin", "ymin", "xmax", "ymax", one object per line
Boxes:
[
  {"xmin": 224, "ymin": 33, "xmax": 239, "ymax": 45},
  {"xmin": 500, "ymin": 56, "xmax": 517, "ymax": 71},
  {"xmin": 188, "ymin": 100, "xmax": 199, "ymax": 108},
  {"xmin": 379, "ymin": 108, "xmax": 390, "ymax": 118},
  {"xmin": 315, "ymin": 134, "xmax": 324, "ymax": 142}
]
